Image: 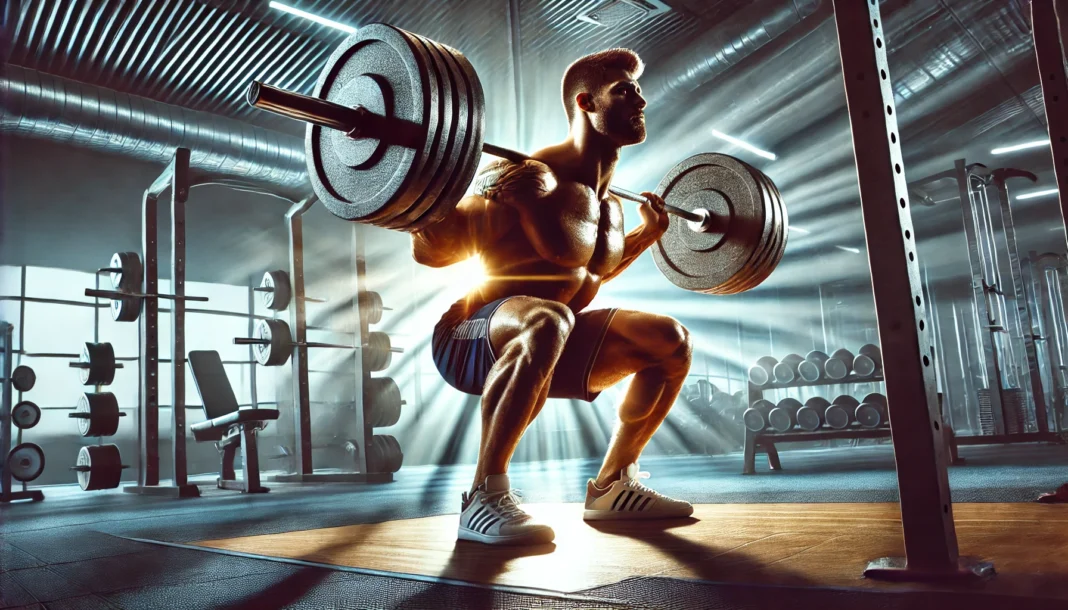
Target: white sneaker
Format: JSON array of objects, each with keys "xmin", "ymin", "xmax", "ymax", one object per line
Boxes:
[
  {"xmin": 584, "ymin": 463, "xmax": 694, "ymax": 521},
  {"xmin": 458, "ymin": 474, "xmax": 555, "ymax": 545}
]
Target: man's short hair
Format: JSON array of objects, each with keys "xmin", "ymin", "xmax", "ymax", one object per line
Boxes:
[{"xmin": 561, "ymin": 48, "xmax": 644, "ymax": 123}]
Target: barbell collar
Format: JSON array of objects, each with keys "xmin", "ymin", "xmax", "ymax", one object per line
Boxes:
[
  {"xmin": 85, "ymin": 288, "xmax": 209, "ymax": 302},
  {"xmin": 250, "ymin": 84, "xmax": 708, "ymax": 228}
]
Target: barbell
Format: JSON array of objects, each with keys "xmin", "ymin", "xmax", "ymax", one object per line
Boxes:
[{"xmin": 246, "ymin": 23, "xmax": 788, "ymax": 295}]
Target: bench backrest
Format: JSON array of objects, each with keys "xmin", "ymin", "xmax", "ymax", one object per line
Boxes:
[{"xmin": 188, "ymin": 350, "xmax": 240, "ymax": 420}]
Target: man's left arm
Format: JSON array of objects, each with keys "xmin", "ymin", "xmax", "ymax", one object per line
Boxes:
[{"xmin": 602, "ymin": 191, "xmax": 669, "ymax": 283}]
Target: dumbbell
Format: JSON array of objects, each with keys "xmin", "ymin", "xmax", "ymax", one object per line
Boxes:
[
  {"xmin": 772, "ymin": 354, "xmax": 804, "ymax": 384},
  {"xmin": 748, "ymin": 357, "xmax": 777, "ymax": 387},
  {"xmin": 825, "ymin": 395, "xmax": 859, "ymax": 429},
  {"xmin": 797, "ymin": 396, "xmax": 829, "ymax": 431},
  {"xmin": 767, "ymin": 397, "xmax": 803, "ymax": 432},
  {"xmin": 852, "ymin": 344, "xmax": 882, "ymax": 378},
  {"xmin": 743, "ymin": 399, "xmax": 775, "ymax": 432},
  {"xmin": 825, "ymin": 349, "xmax": 854, "ymax": 380},
  {"xmin": 856, "ymin": 393, "xmax": 889, "ymax": 428}
]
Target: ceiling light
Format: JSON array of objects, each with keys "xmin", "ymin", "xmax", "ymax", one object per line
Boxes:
[
  {"xmin": 835, "ymin": 245, "xmax": 861, "ymax": 254},
  {"xmin": 269, "ymin": 1, "xmax": 357, "ymax": 33},
  {"xmin": 1016, "ymin": 188, "xmax": 1060, "ymax": 201},
  {"xmin": 991, "ymin": 139, "xmax": 1050, "ymax": 155},
  {"xmin": 789, "ymin": 226, "xmax": 810, "ymax": 234},
  {"xmin": 710, "ymin": 129, "xmax": 776, "ymax": 161}
]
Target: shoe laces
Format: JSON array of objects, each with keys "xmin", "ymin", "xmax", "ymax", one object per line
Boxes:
[
  {"xmin": 482, "ymin": 488, "xmax": 527, "ymax": 520},
  {"xmin": 623, "ymin": 470, "xmax": 664, "ymax": 498}
]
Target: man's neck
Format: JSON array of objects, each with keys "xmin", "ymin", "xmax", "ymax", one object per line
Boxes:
[{"xmin": 564, "ymin": 122, "xmax": 620, "ymax": 200}]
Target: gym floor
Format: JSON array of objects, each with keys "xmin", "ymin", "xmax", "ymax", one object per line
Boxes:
[{"xmin": 1, "ymin": 444, "xmax": 1066, "ymax": 609}]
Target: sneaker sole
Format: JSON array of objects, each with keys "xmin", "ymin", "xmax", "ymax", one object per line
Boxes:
[
  {"xmin": 583, "ymin": 506, "xmax": 694, "ymax": 521},
  {"xmin": 458, "ymin": 526, "xmax": 556, "ymax": 546}
]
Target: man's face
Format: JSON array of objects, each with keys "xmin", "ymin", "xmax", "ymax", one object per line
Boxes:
[{"xmin": 588, "ymin": 70, "xmax": 647, "ymax": 146}]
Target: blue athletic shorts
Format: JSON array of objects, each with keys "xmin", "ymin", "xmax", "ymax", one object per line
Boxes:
[{"xmin": 431, "ymin": 297, "xmax": 618, "ymax": 402}]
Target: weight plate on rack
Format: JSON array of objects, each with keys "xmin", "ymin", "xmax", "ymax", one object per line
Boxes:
[
  {"xmin": 12, "ymin": 401, "xmax": 41, "ymax": 429},
  {"xmin": 8, "ymin": 443, "xmax": 45, "ymax": 482}
]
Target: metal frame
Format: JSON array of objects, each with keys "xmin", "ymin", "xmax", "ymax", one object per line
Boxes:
[
  {"xmin": 832, "ymin": 0, "xmax": 991, "ymax": 580},
  {"xmin": 992, "ymin": 171, "xmax": 1050, "ymax": 433},
  {"xmin": 1031, "ymin": 251, "xmax": 1068, "ymax": 434},
  {"xmin": 266, "ymin": 200, "xmax": 389, "ymax": 483},
  {"xmin": 1033, "ymin": 0, "xmax": 1068, "ymax": 246},
  {"xmin": 125, "ymin": 148, "xmax": 200, "ymax": 498},
  {"xmin": 0, "ymin": 321, "xmax": 44, "ymax": 503}
]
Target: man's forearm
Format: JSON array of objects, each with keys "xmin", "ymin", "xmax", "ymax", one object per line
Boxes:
[{"xmin": 603, "ymin": 226, "xmax": 656, "ymax": 282}]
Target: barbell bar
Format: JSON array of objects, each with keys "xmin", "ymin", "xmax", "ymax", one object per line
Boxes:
[{"xmin": 249, "ymin": 82, "xmax": 709, "ymax": 229}]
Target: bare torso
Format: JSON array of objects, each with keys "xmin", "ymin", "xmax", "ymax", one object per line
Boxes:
[{"xmin": 412, "ymin": 151, "xmax": 627, "ymax": 321}]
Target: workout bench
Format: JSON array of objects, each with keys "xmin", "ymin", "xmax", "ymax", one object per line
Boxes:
[{"xmin": 189, "ymin": 350, "xmax": 278, "ymax": 493}]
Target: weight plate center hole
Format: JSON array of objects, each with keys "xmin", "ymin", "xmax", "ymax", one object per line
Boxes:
[
  {"xmin": 681, "ymin": 189, "xmax": 731, "ymax": 252},
  {"xmin": 331, "ymin": 74, "xmax": 390, "ymax": 168}
]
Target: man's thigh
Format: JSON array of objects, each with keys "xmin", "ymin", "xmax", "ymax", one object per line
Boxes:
[{"xmin": 582, "ymin": 310, "xmax": 690, "ymax": 396}]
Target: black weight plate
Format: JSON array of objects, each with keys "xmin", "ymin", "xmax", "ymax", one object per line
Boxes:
[
  {"xmin": 754, "ymin": 169, "xmax": 788, "ymax": 286},
  {"xmin": 8, "ymin": 443, "xmax": 45, "ymax": 482},
  {"xmin": 12, "ymin": 401, "xmax": 41, "ymax": 429},
  {"xmin": 81, "ymin": 342, "xmax": 117, "ymax": 386},
  {"xmin": 377, "ymin": 31, "xmax": 454, "ymax": 231},
  {"xmin": 255, "ymin": 318, "xmax": 292, "ymax": 367},
  {"xmin": 308, "ymin": 24, "xmax": 437, "ymax": 224},
  {"xmin": 110, "ymin": 252, "xmax": 143, "ymax": 293},
  {"xmin": 366, "ymin": 331, "xmax": 392, "ymax": 372},
  {"xmin": 10, "ymin": 365, "xmax": 36, "ymax": 392},
  {"xmin": 359, "ymin": 291, "xmax": 383, "ymax": 325},
  {"xmin": 406, "ymin": 36, "xmax": 473, "ymax": 233},
  {"xmin": 76, "ymin": 444, "xmax": 123, "ymax": 491},
  {"xmin": 652, "ymin": 154, "xmax": 770, "ymax": 294},
  {"xmin": 76, "ymin": 392, "xmax": 120, "ymax": 437},
  {"xmin": 716, "ymin": 162, "xmax": 780, "ymax": 294},
  {"xmin": 395, "ymin": 33, "xmax": 465, "ymax": 233},
  {"xmin": 366, "ymin": 376, "xmax": 402, "ymax": 427},
  {"xmin": 260, "ymin": 270, "xmax": 291, "ymax": 311},
  {"xmin": 111, "ymin": 295, "xmax": 140, "ymax": 322},
  {"xmin": 423, "ymin": 41, "xmax": 485, "ymax": 230}
]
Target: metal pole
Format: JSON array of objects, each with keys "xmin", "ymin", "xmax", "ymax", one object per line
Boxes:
[
  {"xmin": 831, "ymin": 0, "xmax": 989, "ymax": 580},
  {"xmin": 955, "ymin": 162, "xmax": 1005, "ymax": 433},
  {"xmin": 171, "ymin": 149, "xmax": 190, "ymax": 489},
  {"xmin": 287, "ymin": 196, "xmax": 317, "ymax": 477},
  {"xmin": 1033, "ymin": 1, "xmax": 1068, "ymax": 250}
]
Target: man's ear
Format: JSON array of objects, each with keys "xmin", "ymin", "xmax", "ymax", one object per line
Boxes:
[{"xmin": 576, "ymin": 92, "xmax": 595, "ymax": 113}]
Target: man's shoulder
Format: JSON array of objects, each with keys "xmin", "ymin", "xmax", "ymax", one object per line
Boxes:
[{"xmin": 474, "ymin": 158, "xmax": 558, "ymax": 204}]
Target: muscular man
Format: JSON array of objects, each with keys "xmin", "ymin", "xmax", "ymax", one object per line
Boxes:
[{"xmin": 412, "ymin": 49, "xmax": 693, "ymax": 546}]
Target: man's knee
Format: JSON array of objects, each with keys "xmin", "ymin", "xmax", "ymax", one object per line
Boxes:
[
  {"xmin": 523, "ymin": 300, "xmax": 575, "ymax": 346},
  {"xmin": 649, "ymin": 316, "xmax": 692, "ymax": 366}
]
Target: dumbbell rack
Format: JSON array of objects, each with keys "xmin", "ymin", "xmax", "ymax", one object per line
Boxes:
[
  {"xmin": 0, "ymin": 322, "xmax": 44, "ymax": 502},
  {"xmin": 743, "ymin": 373, "xmax": 889, "ymax": 475}
]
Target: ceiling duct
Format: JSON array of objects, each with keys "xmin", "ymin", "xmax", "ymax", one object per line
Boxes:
[
  {"xmin": 0, "ymin": 65, "xmax": 309, "ymax": 200},
  {"xmin": 642, "ymin": 0, "xmax": 823, "ymax": 104},
  {"xmin": 577, "ymin": 0, "xmax": 672, "ymax": 28}
]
